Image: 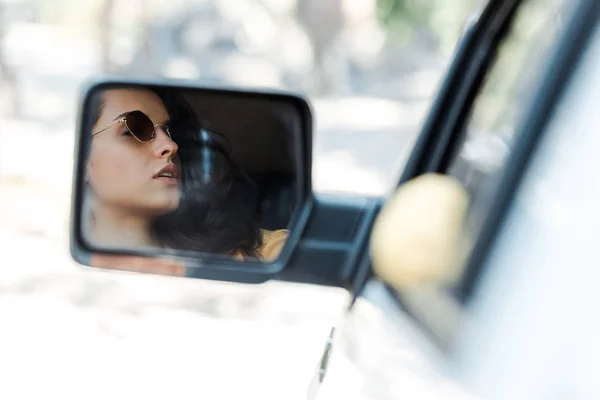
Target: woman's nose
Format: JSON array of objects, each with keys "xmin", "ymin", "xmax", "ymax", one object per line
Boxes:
[{"xmin": 153, "ymin": 127, "xmax": 178, "ymax": 159}]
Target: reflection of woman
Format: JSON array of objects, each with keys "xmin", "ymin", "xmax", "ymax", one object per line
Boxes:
[{"xmin": 86, "ymin": 87, "xmax": 288, "ymax": 261}]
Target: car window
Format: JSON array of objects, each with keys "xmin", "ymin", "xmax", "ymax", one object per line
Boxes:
[{"xmin": 446, "ymin": 0, "xmax": 575, "ymax": 259}]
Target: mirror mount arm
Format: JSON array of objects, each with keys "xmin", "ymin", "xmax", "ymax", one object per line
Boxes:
[{"xmin": 275, "ymin": 194, "xmax": 382, "ymax": 293}]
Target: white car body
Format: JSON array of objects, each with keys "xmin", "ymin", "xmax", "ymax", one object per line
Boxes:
[{"xmin": 313, "ymin": 2, "xmax": 600, "ymax": 399}]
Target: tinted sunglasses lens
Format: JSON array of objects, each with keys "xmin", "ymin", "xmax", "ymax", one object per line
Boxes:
[{"xmin": 125, "ymin": 111, "xmax": 155, "ymax": 141}]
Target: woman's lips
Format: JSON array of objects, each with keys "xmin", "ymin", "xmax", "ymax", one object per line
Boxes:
[{"xmin": 153, "ymin": 163, "xmax": 180, "ymax": 185}]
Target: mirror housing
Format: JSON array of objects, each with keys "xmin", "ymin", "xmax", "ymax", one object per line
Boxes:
[
  {"xmin": 69, "ymin": 77, "xmax": 381, "ymax": 290},
  {"xmin": 71, "ymin": 78, "xmax": 310, "ymax": 279}
]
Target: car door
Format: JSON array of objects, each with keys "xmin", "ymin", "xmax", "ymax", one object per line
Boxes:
[
  {"xmin": 387, "ymin": 0, "xmax": 577, "ymax": 345},
  {"xmin": 311, "ymin": 0, "xmax": 588, "ymax": 398}
]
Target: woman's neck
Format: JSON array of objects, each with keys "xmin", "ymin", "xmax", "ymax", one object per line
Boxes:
[{"xmin": 88, "ymin": 205, "xmax": 157, "ymax": 249}]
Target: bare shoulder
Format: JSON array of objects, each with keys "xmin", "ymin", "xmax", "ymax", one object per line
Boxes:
[{"xmin": 259, "ymin": 229, "xmax": 290, "ymax": 261}]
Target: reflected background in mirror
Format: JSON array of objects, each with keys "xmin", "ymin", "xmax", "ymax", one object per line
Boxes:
[{"xmin": 81, "ymin": 84, "xmax": 302, "ymax": 264}]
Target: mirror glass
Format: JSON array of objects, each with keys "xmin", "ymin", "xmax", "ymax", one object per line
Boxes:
[{"xmin": 79, "ymin": 84, "xmax": 304, "ymax": 265}]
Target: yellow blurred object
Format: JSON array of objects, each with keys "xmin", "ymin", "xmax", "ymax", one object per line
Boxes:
[{"xmin": 370, "ymin": 173, "xmax": 469, "ymax": 289}]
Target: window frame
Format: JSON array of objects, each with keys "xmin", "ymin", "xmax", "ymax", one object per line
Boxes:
[
  {"xmin": 382, "ymin": 0, "xmax": 600, "ymax": 351},
  {"xmin": 455, "ymin": 0, "xmax": 599, "ymax": 303}
]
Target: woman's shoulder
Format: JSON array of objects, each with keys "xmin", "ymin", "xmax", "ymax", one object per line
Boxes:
[
  {"xmin": 259, "ymin": 229, "xmax": 290, "ymax": 261},
  {"xmin": 261, "ymin": 228, "xmax": 289, "ymax": 242}
]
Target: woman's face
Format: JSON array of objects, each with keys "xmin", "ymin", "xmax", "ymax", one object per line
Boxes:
[{"xmin": 88, "ymin": 88, "xmax": 181, "ymax": 217}]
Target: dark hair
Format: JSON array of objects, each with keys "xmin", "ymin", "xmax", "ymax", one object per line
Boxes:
[{"xmin": 89, "ymin": 86, "xmax": 263, "ymax": 257}]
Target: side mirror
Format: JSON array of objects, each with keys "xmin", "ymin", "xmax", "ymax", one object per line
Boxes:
[{"xmin": 70, "ymin": 78, "xmax": 379, "ymax": 289}]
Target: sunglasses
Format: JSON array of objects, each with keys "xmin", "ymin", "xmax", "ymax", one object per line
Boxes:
[{"xmin": 92, "ymin": 110, "xmax": 172, "ymax": 143}]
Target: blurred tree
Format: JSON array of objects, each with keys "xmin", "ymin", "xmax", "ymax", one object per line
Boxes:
[
  {"xmin": 377, "ymin": 0, "xmax": 484, "ymax": 53},
  {"xmin": 99, "ymin": 0, "xmax": 115, "ymax": 72},
  {"xmin": 0, "ymin": 1, "xmax": 9, "ymax": 116},
  {"xmin": 0, "ymin": 2, "xmax": 5, "ymax": 78},
  {"xmin": 0, "ymin": 1, "xmax": 22, "ymax": 117},
  {"xmin": 378, "ymin": 0, "xmax": 432, "ymax": 30},
  {"xmin": 295, "ymin": 0, "xmax": 344, "ymax": 94},
  {"xmin": 138, "ymin": 0, "xmax": 157, "ymax": 76}
]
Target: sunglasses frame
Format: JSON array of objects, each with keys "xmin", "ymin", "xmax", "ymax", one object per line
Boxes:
[{"xmin": 92, "ymin": 110, "xmax": 172, "ymax": 143}]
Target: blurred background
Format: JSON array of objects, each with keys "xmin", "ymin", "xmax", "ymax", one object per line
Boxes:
[{"xmin": 0, "ymin": 0, "xmax": 483, "ymax": 399}]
